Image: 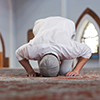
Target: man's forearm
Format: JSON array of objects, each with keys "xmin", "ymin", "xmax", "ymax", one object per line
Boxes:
[
  {"xmin": 73, "ymin": 57, "xmax": 88, "ymax": 73},
  {"xmin": 19, "ymin": 59, "xmax": 34, "ymax": 74}
]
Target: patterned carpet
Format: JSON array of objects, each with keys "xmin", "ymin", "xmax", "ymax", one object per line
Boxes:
[{"xmin": 0, "ymin": 68, "xmax": 100, "ymax": 100}]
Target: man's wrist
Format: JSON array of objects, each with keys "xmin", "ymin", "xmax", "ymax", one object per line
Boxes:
[
  {"xmin": 73, "ymin": 69, "xmax": 79, "ymax": 74},
  {"xmin": 28, "ymin": 70, "xmax": 35, "ymax": 74}
]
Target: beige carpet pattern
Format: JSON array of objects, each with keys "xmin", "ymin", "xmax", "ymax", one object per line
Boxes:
[{"xmin": 0, "ymin": 68, "xmax": 100, "ymax": 100}]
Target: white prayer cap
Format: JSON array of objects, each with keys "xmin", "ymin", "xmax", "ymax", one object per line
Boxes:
[{"xmin": 39, "ymin": 54, "xmax": 60, "ymax": 77}]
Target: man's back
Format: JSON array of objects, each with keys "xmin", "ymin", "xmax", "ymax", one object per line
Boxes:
[
  {"xmin": 33, "ymin": 16, "xmax": 75, "ymax": 38},
  {"xmin": 31, "ymin": 16, "xmax": 75, "ymax": 46}
]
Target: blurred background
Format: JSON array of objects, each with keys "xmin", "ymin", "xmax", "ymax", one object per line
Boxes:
[{"xmin": 0, "ymin": 0, "xmax": 100, "ymax": 69}]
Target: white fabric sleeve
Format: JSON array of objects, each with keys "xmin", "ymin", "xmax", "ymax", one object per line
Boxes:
[
  {"xmin": 80, "ymin": 43, "xmax": 92, "ymax": 59},
  {"xmin": 15, "ymin": 44, "xmax": 29, "ymax": 61},
  {"xmin": 66, "ymin": 39, "xmax": 92, "ymax": 59},
  {"xmin": 73, "ymin": 41, "xmax": 92, "ymax": 59}
]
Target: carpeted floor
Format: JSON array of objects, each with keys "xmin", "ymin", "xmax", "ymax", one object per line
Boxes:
[{"xmin": 0, "ymin": 68, "xmax": 100, "ymax": 100}]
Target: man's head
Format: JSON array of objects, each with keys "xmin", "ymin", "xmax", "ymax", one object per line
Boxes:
[{"xmin": 39, "ymin": 54, "xmax": 60, "ymax": 77}]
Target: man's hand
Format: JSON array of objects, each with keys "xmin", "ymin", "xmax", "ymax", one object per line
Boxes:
[
  {"xmin": 19, "ymin": 59, "xmax": 42, "ymax": 77},
  {"xmin": 65, "ymin": 57, "xmax": 89, "ymax": 77},
  {"xmin": 27, "ymin": 72, "xmax": 41, "ymax": 77},
  {"xmin": 65, "ymin": 71, "xmax": 79, "ymax": 76}
]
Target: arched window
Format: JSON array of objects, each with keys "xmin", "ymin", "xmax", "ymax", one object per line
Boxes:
[
  {"xmin": 0, "ymin": 33, "xmax": 9, "ymax": 67},
  {"xmin": 0, "ymin": 39, "xmax": 3, "ymax": 68},
  {"xmin": 76, "ymin": 8, "xmax": 100, "ymax": 59},
  {"xmin": 81, "ymin": 22, "xmax": 99, "ymax": 54}
]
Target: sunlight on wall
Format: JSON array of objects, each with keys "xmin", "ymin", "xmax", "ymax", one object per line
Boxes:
[{"xmin": 81, "ymin": 22, "xmax": 99, "ymax": 53}]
